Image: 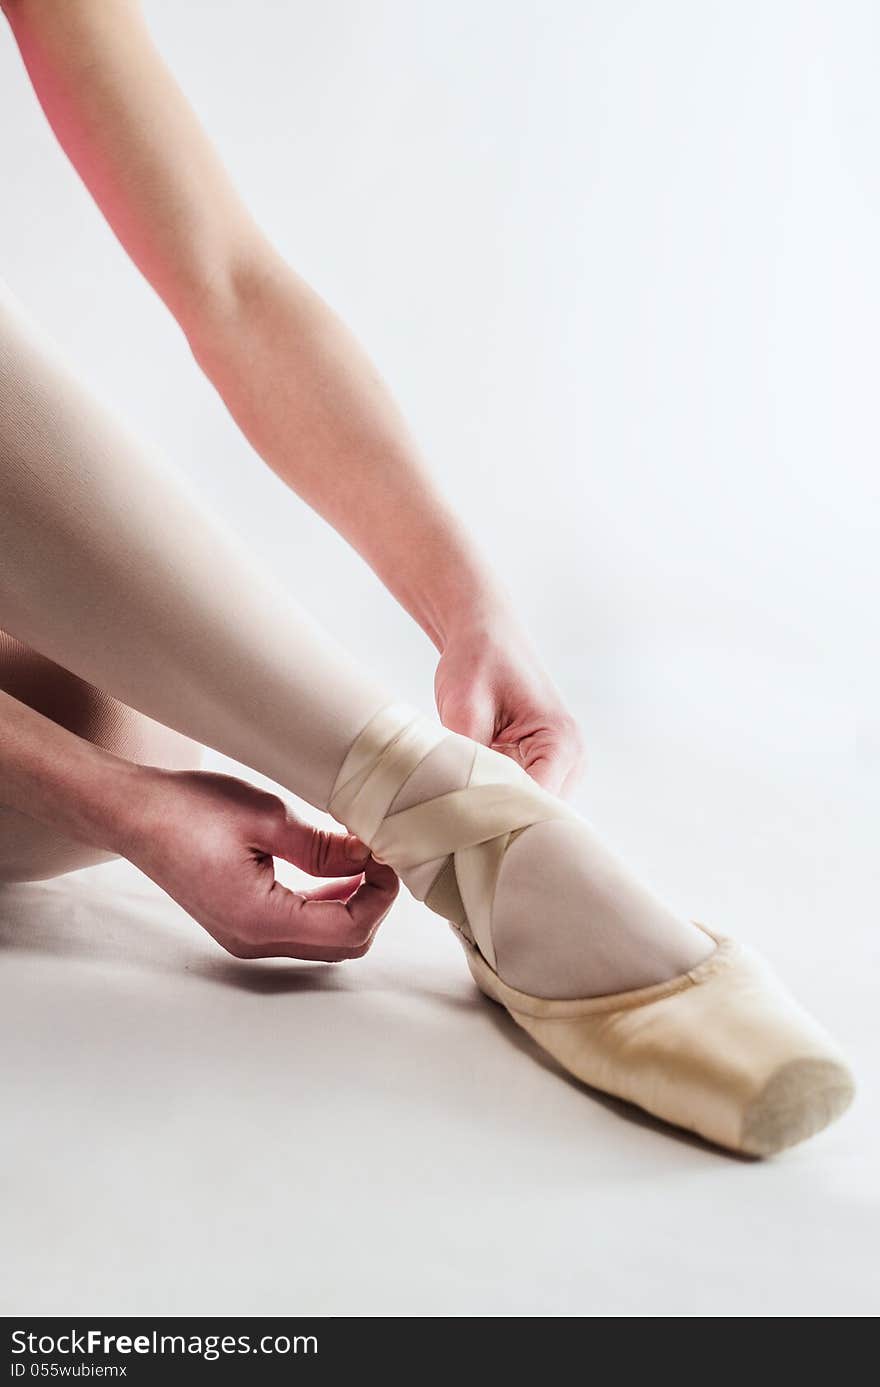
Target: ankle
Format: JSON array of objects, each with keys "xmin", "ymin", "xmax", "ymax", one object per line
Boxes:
[{"xmin": 385, "ymin": 732, "xmax": 475, "ymax": 901}]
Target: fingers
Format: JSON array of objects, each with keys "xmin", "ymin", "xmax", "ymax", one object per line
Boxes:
[
  {"xmin": 521, "ymin": 742, "xmax": 566, "ymax": 795},
  {"xmin": 437, "ymin": 678, "xmax": 586, "ymax": 799},
  {"xmin": 222, "ymin": 798, "xmax": 399, "ymax": 962},
  {"xmin": 277, "ymin": 856, "xmax": 399, "ymax": 961},
  {"xmin": 517, "ymin": 720, "xmax": 586, "ymax": 799},
  {"xmin": 228, "ymin": 855, "xmax": 400, "ymax": 963},
  {"xmin": 306, "ymin": 875, "xmax": 366, "ymax": 902},
  {"xmin": 332, "ymin": 855, "xmax": 400, "ymax": 949},
  {"xmin": 261, "ymin": 804, "xmax": 372, "ymax": 879}
]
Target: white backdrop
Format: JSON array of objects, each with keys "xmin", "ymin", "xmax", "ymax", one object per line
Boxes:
[{"xmin": 1, "ymin": 1, "xmax": 877, "ymax": 1317}]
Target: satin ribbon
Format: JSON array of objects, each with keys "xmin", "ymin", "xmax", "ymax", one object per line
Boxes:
[{"xmin": 329, "ymin": 701, "xmax": 578, "ymax": 968}]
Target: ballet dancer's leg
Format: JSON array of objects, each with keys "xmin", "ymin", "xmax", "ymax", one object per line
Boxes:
[
  {"xmin": 0, "ymin": 281, "xmax": 853, "ymax": 1152},
  {"xmin": 0, "ymin": 278, "xmax": 708, "ymax": 995},
  {"xmin": 0, "ymin": 282, "xmax": 387, "ymax": 817},
  {"xmin": 0, "ymin": 628, "xmax": 200, "ymax": 881}
]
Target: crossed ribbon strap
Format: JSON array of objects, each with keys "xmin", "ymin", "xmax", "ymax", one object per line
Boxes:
[{"xmin": 328, "ymin": 702, "xmax": 577, "ymax": 969}]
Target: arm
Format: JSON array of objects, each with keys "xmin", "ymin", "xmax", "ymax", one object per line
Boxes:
[
  {"xmin": 2, "ymin": 0, "xmax": 497, "ymax": 645},
  {"xmin": 0, "ymin": 689, "xmax": 396, "ymax": 960},
  {"xmin": 2, "ymin": 0, "xmax": 583, "ymax": 792},
  {"xmin": 0, "ymin": 687, "xmax": 135, "ymax": 856}
]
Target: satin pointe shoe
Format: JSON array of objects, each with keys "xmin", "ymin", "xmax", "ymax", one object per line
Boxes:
[{"xmin": 329, "ymin": 703, "xmax": 855, "ymax": 1156}]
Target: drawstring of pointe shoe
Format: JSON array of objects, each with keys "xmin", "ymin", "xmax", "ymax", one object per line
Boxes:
[{"xmin": 328, "ymin": 702, "xmax": 577, "ymax": 969}]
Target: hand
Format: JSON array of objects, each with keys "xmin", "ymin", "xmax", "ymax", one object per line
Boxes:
[
  {"xmin": 117, "ymin": 765, "xmax": 398, "ymax": 961},
  {"xmin": 434, "ymin": 605, "xmax": 585, "ymax": 798}
]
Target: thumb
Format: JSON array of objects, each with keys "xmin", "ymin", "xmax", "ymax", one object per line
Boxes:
[
  {"xmin": 517, "ymin": 728, "xmax": 568, "ymax": 796},
  {"xmin": 265, "ymin": 810, "xmax": 373, "ymax": 879}
]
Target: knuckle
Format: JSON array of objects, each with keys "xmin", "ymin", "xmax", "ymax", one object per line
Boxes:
[
  {"xmin": 262, "ymin": 793, "xmax": 289, "ymax": 824},
  {"xmin": 225, "ymin": 937, "xmax": 257, "ymax": 960},
  {"xmin": 369, "ymin": 859, "xmax": 399, "ymax": 890},
  {"xmin": 345, "ymin": 920, "xmax": 374, "ymax": 951},
  {"xmin": 308, "ymin": 829, "xmax": 335, "ymax": 876}
]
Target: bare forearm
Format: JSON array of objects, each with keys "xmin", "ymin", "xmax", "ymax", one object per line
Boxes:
[
  {"xmin": 187, "ymin": 255, "xmax": 505, "ymax": 647},
  {"xmin": 0, "ymin": 689, "xmax": 137, "ymax": 852},
  {"xmin": 4, "ymin": 0, "xmax": 507, "ymax": 648}
]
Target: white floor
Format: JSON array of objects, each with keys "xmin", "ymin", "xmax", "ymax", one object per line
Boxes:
[{"xmin": 1, "ymin": 657, "xmax": 876, "ymax": 1318}]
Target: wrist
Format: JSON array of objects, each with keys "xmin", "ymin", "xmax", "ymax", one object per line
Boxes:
[
  {"xmin": 417, "ymin": 562, "xmax": 513, "ymax": 654},
  {"xmin": 75, "ymin": 752, "xmax": 153, "ymax": 857},
  {"xmin": 0, "ymin": 688, "xmax": 159, "ymax": 858},
  {"xmin": 436, "ymin": 588, "xmax": 520, "ymax": 651}
]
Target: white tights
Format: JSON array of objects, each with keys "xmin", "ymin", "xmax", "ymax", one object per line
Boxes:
[{"xmin": 0, "ymin": 281, "xmax": 712, "ymax": 998}]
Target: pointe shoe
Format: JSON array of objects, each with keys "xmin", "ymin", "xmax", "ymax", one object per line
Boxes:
[
  {"xmin": 463, "ymin": 930, "xmax": 854, "ymax": 1156},
  {"xmin": 330, "ymin": 704, "xmax": 855, "ymax": 1156}
]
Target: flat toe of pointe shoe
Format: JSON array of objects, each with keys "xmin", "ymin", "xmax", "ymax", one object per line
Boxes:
[
  {"xmin": 330, "ymin": 702, "xmax": 856, "ymax": 1158},
  {"xmin": 463, "ymin": 929, "xmax": 856, "ymax": 1157}
]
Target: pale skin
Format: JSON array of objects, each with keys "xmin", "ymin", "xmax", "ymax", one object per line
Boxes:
[
  {"xmin": 0, "ymin": 688, "xmax": 399, "ymax": 959},
  {"xmin": 0, "ymin": 0, "xmax": 582, "ymax": 960}
]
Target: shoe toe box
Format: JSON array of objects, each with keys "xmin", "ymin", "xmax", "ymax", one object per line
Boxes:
[{"xmin": 740, "ymin": 1056, "xmax": 856, "ymax": 1157}]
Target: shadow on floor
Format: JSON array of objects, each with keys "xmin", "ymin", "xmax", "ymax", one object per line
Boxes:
[
  {"xmin": 0, "ymin": 870, "xmax": 747, "ymax": 1163},
  {"xmin": 0, "ymin": 870, "xmax": 473, "ymax": 1005}
]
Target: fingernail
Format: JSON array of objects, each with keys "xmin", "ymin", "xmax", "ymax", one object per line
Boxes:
[{"xmin": 345, "ymin": 835, "xmax": 371, "ymax": 862}]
